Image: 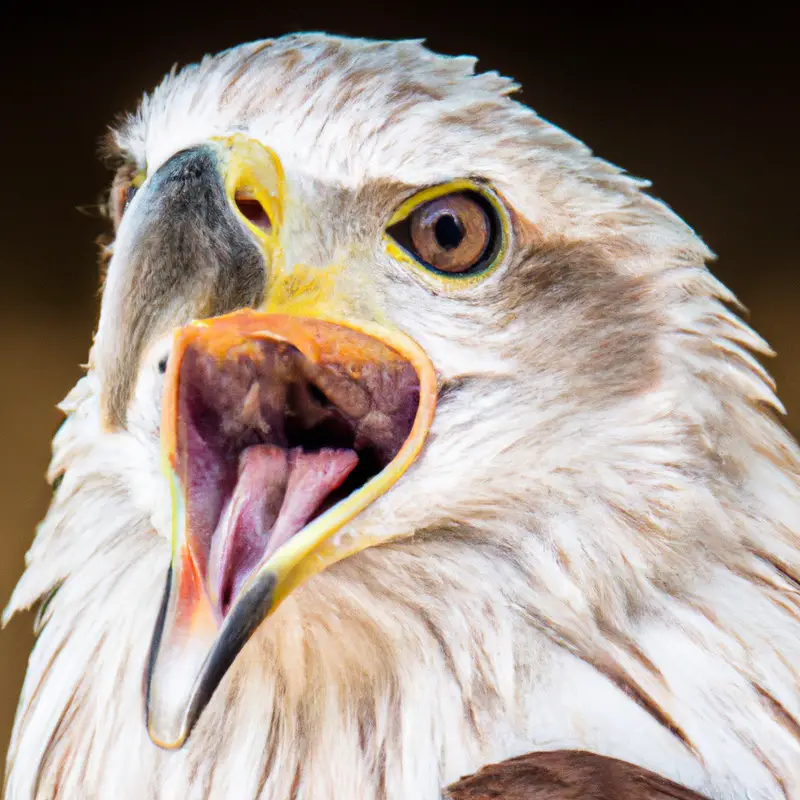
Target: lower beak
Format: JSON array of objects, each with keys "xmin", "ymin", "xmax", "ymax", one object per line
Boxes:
[{"xmin": 145, "ymin": 309, "xmax": 436, "ymax": 748}]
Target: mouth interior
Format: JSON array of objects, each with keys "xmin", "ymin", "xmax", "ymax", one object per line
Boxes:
[{"xmin": 174, "ymin": 335, "xmax": 420, "ymax": 618}]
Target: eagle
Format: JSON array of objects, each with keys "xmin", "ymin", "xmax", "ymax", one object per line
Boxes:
[{"xmin": 3, "ymin": 33, "xmax": 800, "ymax": 799}]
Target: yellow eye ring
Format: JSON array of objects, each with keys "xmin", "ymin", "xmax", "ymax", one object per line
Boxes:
[{"xmin": 384, "ymin": 180, "xmax": 509, "ymax": 288}]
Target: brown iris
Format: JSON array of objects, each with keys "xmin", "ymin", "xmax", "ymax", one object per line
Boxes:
[{"xmin": 389, "ymin": 191, "xmax": 498, "ymax": 276}]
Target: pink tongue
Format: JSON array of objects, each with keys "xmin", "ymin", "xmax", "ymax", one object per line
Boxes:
[{"xmin": 208, "ymin": 445, "xmax": 358, "ymax": 615}]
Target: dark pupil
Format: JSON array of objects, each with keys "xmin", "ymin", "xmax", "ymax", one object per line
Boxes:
[{"xmin": 434, "ymin": 213, "xmax": 464, "ymax": 250}]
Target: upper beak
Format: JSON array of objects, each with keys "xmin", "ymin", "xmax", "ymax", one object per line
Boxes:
[{"xmin": 145, "ymin": 309, "xmax": 436, "ymax": 748}]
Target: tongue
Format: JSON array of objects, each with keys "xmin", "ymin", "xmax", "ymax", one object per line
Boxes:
[{"xmin": 208, "ymin": 445, "xmax": 358, "ymax": 615}]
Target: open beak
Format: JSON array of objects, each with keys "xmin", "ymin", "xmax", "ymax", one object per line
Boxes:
[{"xmin": 145, "ymin": 309, "xmax": 436, "ymax": 748}]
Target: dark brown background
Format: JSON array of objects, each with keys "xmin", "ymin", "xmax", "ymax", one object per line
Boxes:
[{"xmin": 1, "ymin": 5, "xmax": 797, "ymax": 779}]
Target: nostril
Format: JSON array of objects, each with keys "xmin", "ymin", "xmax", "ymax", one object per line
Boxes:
[{"xmin": 235, "ymin": 191, "xmax": 271, "ymax": 234}]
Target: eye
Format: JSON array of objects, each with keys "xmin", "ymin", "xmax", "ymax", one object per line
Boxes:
[
  {"xmin": 387, "ymin": 190, "xmax": 500, "ymax": 276},
  {"xmin": 115, "ymin": 184, "xmax": 138, "ymax": 220},
  {"xmin": 110, "ymin": 167, "xmax": 145, "ymax": 228}
]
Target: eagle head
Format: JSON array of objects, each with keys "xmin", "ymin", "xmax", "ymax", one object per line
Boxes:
[{"xmin": 5, "ymin": 33, "xmax": 799, "ymax": 799}]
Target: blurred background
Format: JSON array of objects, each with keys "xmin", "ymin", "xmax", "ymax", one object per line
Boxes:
[{"xmin": 0, "ymin": 5, "xmax": 797, "ymax": 777}]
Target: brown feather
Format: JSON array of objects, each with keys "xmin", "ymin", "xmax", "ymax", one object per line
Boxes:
[{"xmin": 445, "ymin": 751, "xmax": 709, "ymax": 800}]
